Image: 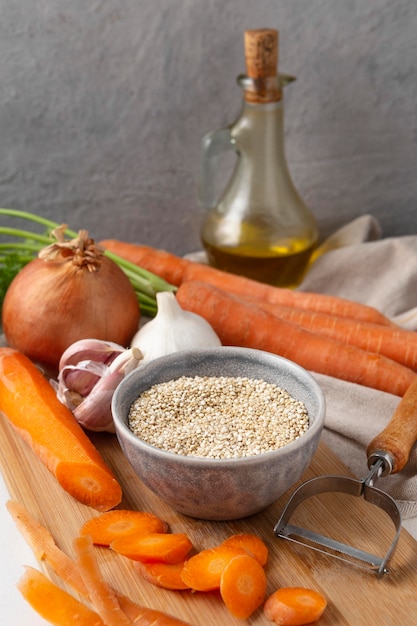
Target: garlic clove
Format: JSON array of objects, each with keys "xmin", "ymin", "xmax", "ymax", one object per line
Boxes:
[
  {"xmin": 68, "ymin": 347, "xmax": 143, "ymax": 433},
  {"xmin": 58, "ymin": 361, "xmax": 106, "ymax": 398},
  {"xmin": 58, "ymin": 338, "xmax": 126, "ymax": 370},
  {"xmin": 131, "ymin": 292, "xmax": 221, "ymax": 363}
]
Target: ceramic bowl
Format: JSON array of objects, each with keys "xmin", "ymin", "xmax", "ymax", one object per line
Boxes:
[{"xmin": 111, "ymin": 347, "xmax": 325, "ymax": 521}]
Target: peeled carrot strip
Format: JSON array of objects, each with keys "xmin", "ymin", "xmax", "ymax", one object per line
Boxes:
[
  {"xmin": 17, "ymin": 566, "xmax": 105, "ymax": 626},
  {"xmin": 180, "ymin": 545, "xmax": 248, "ymax": 591},
  {"xmin": 100, "ymin": 240, "xmax": 393, "ymax": 326},
  {"xmin": 0, "ymin": 348, "xmax": 122, "ymax": 511},
  {"xmin": 133, "ymin": 560, "xmax": 191, "ymax": 590},
  {"xmin": 74, "ymin": 534, "xmax": 133, "ymax": 625},
  {"xmin": 221, "ymin": 533, "xmax": 269, "ymax": 567},
  {"xmin": 264, "ymin": 587, "xmax": 327, "ymax": 625},
  {"xmin": 111, "ymin": 532, "xmax": 194, "ymax": 564},
  {"xmin": 117, "ymin": 594, "xmax": 192, "ymax": 625},
  {"xmin": 176, "ymin": 281, "xmax": 417, "ymax": 397},
  {"xmin": 6, "ymin": 499, "xmax": 88, "ymax": 597},
  {"xmin": 220, "ymin": 553, "xmax": 267, "ymax": 620},
  {"xmin": 80, "ymin": 510, "xmax": 169, "ymax": 546}
]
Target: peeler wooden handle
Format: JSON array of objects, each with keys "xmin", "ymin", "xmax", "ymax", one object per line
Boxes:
[{"xmin": 367, "ymin": 377, "xmax": 417, "ymax": 474}]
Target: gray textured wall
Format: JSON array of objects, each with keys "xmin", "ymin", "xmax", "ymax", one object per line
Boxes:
[{"xmin": 1, "ymin": 0, "xmax": 416, "ymax": 255}]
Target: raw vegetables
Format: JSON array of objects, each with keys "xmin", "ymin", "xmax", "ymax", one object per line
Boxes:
[
  {"xmin": 130, "ymin": 291, "xmax": 221, "ymax": 363},
  {"xmin": 176, "ymin": 280, "xmax": 417, "ymax": 396},
  {"xmin": 80, "ymin": 510, "xmax": 169, "ymax": 546},
  {"xmin": 17, "ymin": 566, "xmax": 105, "ymax": 626},
  {"xmin": 6, "ymin": 499, "xmax": 88, "ymax": 596},
  {"xmin": 0, "ymin": 348, "xmax": 122, "ymax": 511},
  {"xmin": 248, "ymin": 299, "xmax": 417, "ymax": 371},
  {"xmin": 180, "ymin": 545, "xmax": 249, "ymax": 591},
  {"xmin": 219, "ymin": 553, "xmax": 267, "ymax": 620},
  {"xmin": 74, "ymin": 534, "xmax": 133, "ymax": 626},
  {"xmin": 0, "ymin": 208, "xmax": 176, "ymax": 317},
  {"xmin": 263, "ymin": 587, "xmax": 327, "ymax": 625},
  {"xmin": 2, "ymin": 225, "xmax": 141, "ymax": 371},
  {"xmin": 110, "ymin": 532, "xmax": 194, "ymax": 564},
  {"xmin": 99, "ymin": 240, "xmax": 394, "ymax": 326},
  {"xmin": 221, "ymin": 533, "xmax": 269, "ymax": 567},
  {"xmin": 133, "ymin": 561, "xmax": 191, "ymax": 591},
  {"xmin": 7, "ymin": 500, "xmax": 192, "ymax": 626},
  {"xmin": 55, "ymin": 339, "xmax": 143, "ymax": 433}
]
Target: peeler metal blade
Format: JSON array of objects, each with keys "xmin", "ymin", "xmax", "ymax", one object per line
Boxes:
[{"xmin": 274, "ymin": 460, "xmax": 402, "ymax": 577}]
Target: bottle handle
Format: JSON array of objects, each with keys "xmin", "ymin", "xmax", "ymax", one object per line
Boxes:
[{"xmin": 198, "ymin": 126, "xmax": 236, "ymax": 210}]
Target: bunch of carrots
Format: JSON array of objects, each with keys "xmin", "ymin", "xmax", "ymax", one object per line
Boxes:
[
  {"xmin": 101, "ymin": 240, "xmax": 417, "ymax": 398},
  {"xmin": 8, "ymin": 500, "xmax": 327, "ymax": 625}
]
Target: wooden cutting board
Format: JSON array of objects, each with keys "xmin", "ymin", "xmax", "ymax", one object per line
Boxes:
[{"xmin": 1, "ymin": 410, "xmax": 417, "ymax": 626}]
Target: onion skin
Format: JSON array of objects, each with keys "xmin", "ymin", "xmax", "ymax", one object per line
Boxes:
[{"xmin": 2, "ymin": 256, "xmax": 140, "ymax": 372}]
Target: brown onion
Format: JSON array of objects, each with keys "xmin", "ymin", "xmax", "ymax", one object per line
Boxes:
[{"xmin": 2, "ymin": 226, "xmax": 140, "ymax": 371}]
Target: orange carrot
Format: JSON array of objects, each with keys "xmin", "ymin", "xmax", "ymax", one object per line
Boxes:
[
  {"xmin": 133, "ymin": 560, "xmax": 191, "ymax": 590},
  {"xmin": 219, "ymin": 553, "xmax": 267, "ymax": 620},
  {"xmin": 263, "ymin": 587, "xmax": 327, "ymax": 625},
  {"xmin": 74, "ymin": 534, "xmax": 133, "ymax": 625},
  {"xmin": 249, "ymin": 299, "xmax": 417, "ymax": 371},
  {"xmin": 9, "ymin": 500, "xmax": 192, "ymax": 626},
  {"xmin": 180, "ymin": 545, "xmax": 248, "ymax": 591},
  {"xmin": 111, "ymin": 532, "xmax": 194, "ymax": 564},
  {"xmin": 221, "ymin": 533, "xmax": 269, "ymax": 567},
  {"xmin": 80, "ymin": 510, "xmax": 169, "ymax": 547},
  {"xmin": 100, "ymin": 240, "xmax": 393, "ymax": 326},
  {"xmin": 6, "ymin": 499, "xmax": 88, "ymax": 597},
  {"xmin": 0, "ymin": 348, "xmax": 122, "ymax": 511},
  {"xmin": 176, "ymin": 281, "xmax": 417, "ymax": 396},
  {"xmin": 16, "ymin": 566, "xmax": 105, "ymax": 626}
]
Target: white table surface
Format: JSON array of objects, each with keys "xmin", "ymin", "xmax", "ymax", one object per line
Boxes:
[{"xmin": 1, "ymin": 472, "xmax": 48, "ymax": 626}]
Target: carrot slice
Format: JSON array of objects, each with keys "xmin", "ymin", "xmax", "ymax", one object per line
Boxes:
[
  {"xmin": 264, "ymin": 587, "xmax": 327, "ymax": 625},
  {"xmin": 220, "ymin": 553, "xmax": 267, "ymax": 620},
  {"xmin": 180, "ymin": 545, "xmax": 248, "ymax": 591},
  {"xmin": 111, "ymin": 532, "xmax": 194, "ymax": 564},
  {"xmin": 0, "ymin": 348, "xmax": 122, "ymax": 511},
  {"xmin": 74, "ymin": 534, "xmax": 133, "ymax": 625},
  {"xmin": 221, "ymin": 533, "xmax": 269, "ymax": 567},
  {"xmin": 133, "ymin": 560, "xmax": 191, "ymax": 590},
  {"xmin": 17, "ymin": 565, "xmax": 105, "ymax": 626},
  {"xmin": 8, "ymin": 500, "xmax": 192, "ymax": 625},
  {"xmin": 80, "ymin": 510, "xmax": 169, "ymax": 546}
]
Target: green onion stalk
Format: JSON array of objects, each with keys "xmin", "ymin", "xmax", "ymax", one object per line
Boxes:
[{"xmin": 0, "ymin": 208, "xmax": 176, "ymax": 317}]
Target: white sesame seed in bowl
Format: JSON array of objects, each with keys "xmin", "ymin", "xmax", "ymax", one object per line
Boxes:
[{"xmin": 111, "ymin": 347, "xmax": 326, "ymax": 521}]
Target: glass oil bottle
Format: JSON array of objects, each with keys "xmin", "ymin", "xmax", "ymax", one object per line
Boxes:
[{"xmin": 199, "ymin": 28, "xmax": 318, "ymax": 287}]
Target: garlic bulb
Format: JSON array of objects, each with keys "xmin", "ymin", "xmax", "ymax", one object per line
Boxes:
[
  {"xmin": 54, "ymin": 339, "xmax": 143, "ymax": 433},
  {"xmin": 130, "ymin": 291, "xmax": 221, "ymax": 363}
]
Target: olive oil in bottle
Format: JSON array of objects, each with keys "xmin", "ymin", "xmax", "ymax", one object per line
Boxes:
[{"xmin": 199, "ymin": 28, "xmax": 318, "ymax": 287}]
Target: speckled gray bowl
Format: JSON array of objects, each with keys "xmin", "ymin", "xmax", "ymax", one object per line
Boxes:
[{"xmin": 112, "ymin": 347, "xmax": 325, "ymax": 521}]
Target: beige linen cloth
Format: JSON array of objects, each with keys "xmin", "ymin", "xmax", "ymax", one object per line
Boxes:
[{"xmin": 298, "ymin": 215, "xmax": 417, "ymax": 538}]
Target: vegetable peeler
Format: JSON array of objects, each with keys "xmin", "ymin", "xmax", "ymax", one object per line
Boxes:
[{"xmin": 274, "ymin": 377, "xmax": 417, "ymax": 577}]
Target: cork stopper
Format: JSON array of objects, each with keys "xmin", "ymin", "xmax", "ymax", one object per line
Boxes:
[{"xmin": 243, "ymin": 28, "xmax": 281, "ymax": 103}]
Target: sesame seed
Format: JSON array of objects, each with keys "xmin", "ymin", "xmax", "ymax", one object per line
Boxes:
[{"xmin": 128, "ymin": 375, "xmax": 309, "ymax": 459}]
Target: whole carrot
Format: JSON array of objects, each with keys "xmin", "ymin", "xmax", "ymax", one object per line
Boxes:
[
  {"xmin": 0, "ymin": 348, "xmax": 122, "ymax": 511},
  {"xmin": 249, "ymin": 299, "xmax": 417, "ymax": 371},
  {"xmin": 176, "ymin": 281, "xmax": 417, "ymax": 396},
  {"xmin": 100, "ymin": 241, "xmax": 393, "ymax": 327}
]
